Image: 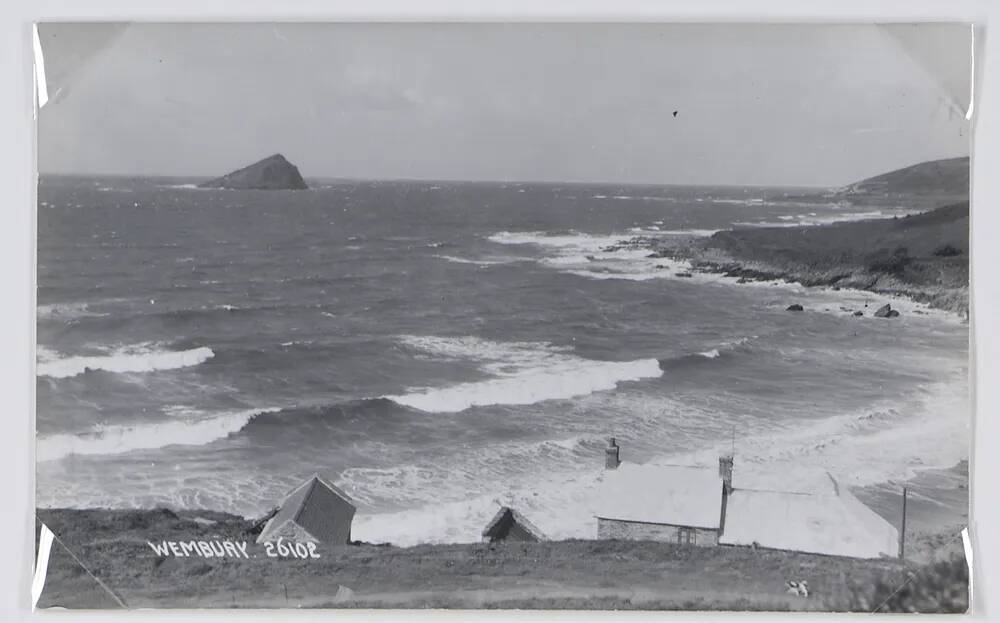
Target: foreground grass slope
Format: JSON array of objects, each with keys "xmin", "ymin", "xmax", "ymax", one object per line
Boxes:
[{"xmin": 35, "ymin": 508, "xmax": 965, "ymax": 611}]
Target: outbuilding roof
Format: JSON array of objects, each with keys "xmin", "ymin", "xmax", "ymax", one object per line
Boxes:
[
  {"xmin": 719, "ymin": 477, "xmax": 899, "ymax": 559},
  {"xmin": 258, "ymin": 474, "xmax": 356, "ymax": 544},
  {"xmin": 594, "ymin": 462, "xmax": 724, "ymax": 529},
  {"xmin": 482, "ymin": 506, "xmax": 547, "ymax": 541}
]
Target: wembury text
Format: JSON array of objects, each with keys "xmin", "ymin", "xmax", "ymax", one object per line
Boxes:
[
  {"xmin": 147, "ymin": 538, "xmax": 322, "ymax": 559},
  {"xmin": 149, "ymin": 540, "xmax": 250, "ymax": 558}
]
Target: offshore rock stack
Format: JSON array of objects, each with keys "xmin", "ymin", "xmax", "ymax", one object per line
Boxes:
[{"xmin": 199, "ymin": 154, "xmax": 308, "ymax": 190}]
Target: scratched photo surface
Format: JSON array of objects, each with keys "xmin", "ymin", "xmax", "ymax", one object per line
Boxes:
[{"xmin": 34, "ymin": 23, "xmax": 971, "ymax": 611}]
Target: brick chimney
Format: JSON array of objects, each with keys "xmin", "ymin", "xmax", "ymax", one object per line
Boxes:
[
  {"xmin": 719, "ymin": 454, "xmax": 734, "ymax": 494},
  {"xmin": 718, "ymin": 454, "xmax": 734, "ymax": 534},
  {"xmin": 605, "ymin": 438, "xmax": 621, "ymax": 469}
]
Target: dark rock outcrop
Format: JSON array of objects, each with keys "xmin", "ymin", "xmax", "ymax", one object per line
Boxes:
[
  {"xmin": 853, "ymin": 311, "xmax": 864, "ymax": 316},
  {"xmin": 873, "ymin": 303, "xmax": 899, "ymax": 318},
  {"xmin": 887, "ymin": 309, "xmax": 901, "ymax": 318},
  {"xmin": 200, "ymin": 154, "xmax": 308, "ymax": 190},
  {"xmin": 786, "ymin": 304, "xmax": 804, "ymax": 312}
]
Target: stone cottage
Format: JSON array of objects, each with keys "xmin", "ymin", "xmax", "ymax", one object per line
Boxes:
[{"xmin": 594, "ymin": 438, "xmax": 899, "ymax": 559}]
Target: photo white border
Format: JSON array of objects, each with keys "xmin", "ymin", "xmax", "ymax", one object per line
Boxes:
[{"xmin": 3, "ymin": 1, "xmax": 998, "ymax": 621}]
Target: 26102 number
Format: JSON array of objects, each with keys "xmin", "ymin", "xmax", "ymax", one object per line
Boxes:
[{"xmin": 263, "ymin": 537, "xmax": 320, "ymax": 559}]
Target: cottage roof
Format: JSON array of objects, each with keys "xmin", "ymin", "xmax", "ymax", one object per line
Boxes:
[
  {"xmin": 719, "ymin": 478, "xmax": 898, "ymax": 558},
  {"xmin": 594, "ymin": 463, "xmax": 723, "ymax": 529},
  {"xmin": 482, "ymin": 506, "xmax": 547, "ymax": 541}
]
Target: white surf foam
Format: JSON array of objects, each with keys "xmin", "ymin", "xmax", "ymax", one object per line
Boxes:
[
  {"xmin": 347, "ymin": 435, "xmax": 608, "ymax": 545},
  {"xmin": 159, "ymin": 183, "xmax": 206, "ymax": 190},
  {"xmin": 661, "ymin": 372, "xmax": 969, "ymax": 493},
  {"xmin": 36, "ymin": 407, "xmax": 280, "ymax": 462},
  {"xmin": 489, "ymin": 230, "xmax": 711, "ymax": 282},
  {"xmin": 355, "ymin": 366, "xmax": 968, "ymax": 545},
  {"xmin": 489, "ymin": 230, "xmax": 625, "ymax": 249},
  {"xmin": 351, "ymin": 479, "xmax": 602, "ymax": 546},
  {"xmin": 37, "ymin": 345, "xmax": 214, "ymax": 379},
  {"xmin": 733, "ymin": 209, "xmax": 926, "ymax": 229},
  {"xmin": 37, "ymin": 302, "xmax": 107, "ymax": 320},
  {"xmin": 656, "ymin": 229, "xmax": 721, "ymax": 236},
  {"xmin": 783, "ymin": 285, "xmax": 963, "ymax": 325},
  {"xmin": 432, "ymin": 254, "xmax": 523, "ymax": 266},
  {"xmin": 385, "ymin": 335, "xmax": 663, "ymax": 413}
]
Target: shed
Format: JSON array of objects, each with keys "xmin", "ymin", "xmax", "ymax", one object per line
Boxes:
[
  {"xmin": 256, "ymin": 474, "xmax": 356, "ymax": 545},
  {"xmin": 482, "ymin": 506, "xmax": 547, "ymax": 543}
]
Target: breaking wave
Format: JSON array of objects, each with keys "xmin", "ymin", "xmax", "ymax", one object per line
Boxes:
[
  {"xmin": 36, "ymin": 407, "xmax": 280, "ymax": 462},
  {"xmin": 37, "ymin": 301, "xmax": 108, "ymax": 320},
  {"xmin": 489, "ymin": 230, "xmax": 705, "ymax": 282},
  {"xmin": 37, "ymin": 345, "xmax": 215, "ymax": 379},
  {"xmin": 432, "ymin": 254, "xmax": 524, "ymax": 266},
  {"xmin": 355, "ymin": 371, "xmax": 969, "ymax": 545},
  {"xmin": 384, "ymin": 335, "xmax": 663, "ymax": 413}
]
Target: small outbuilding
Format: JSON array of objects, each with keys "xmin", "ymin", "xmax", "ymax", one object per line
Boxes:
[
  {"xmin": 482, "ymin": 506, "xmax": 547, "ymax": 543},
  {"xmin": 256, "ymin": 474, "xmax": 356, "ymax": 545}
]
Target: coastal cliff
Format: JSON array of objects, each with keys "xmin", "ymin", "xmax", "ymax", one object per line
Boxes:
[
  {"xmin": 653, "ymin": 157, "xmax": 970, "ymax": 315},
  {"xmin": 832, "ymin": 156, "xmax": 969, "ymax": 200},
  {"xmin": 677, "ymin": 202, "xmax": 969, "ymax": 314},
  {"xmin": 199, "ymin": 154, "xmax": 308, "ymax": 190}
]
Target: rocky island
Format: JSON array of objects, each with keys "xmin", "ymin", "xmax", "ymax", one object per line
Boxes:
[{"xmin": 199, "ymin": 153, "xmax": 308, "ymax": 190}]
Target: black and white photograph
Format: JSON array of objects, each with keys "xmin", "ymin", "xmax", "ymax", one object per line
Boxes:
[{"xmin": 33, "ymin": 22, "xmax": 972, "ymax": 611}]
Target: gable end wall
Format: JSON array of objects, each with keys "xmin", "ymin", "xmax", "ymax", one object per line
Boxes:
[{"xmin": 597, "ymin": 518, "xmax": 719, "ymax": 546}]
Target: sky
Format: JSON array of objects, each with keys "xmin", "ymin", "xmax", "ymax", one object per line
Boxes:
[{"xmin": 36, "ymin": 23, "xmax": 971, "ymax": 187}]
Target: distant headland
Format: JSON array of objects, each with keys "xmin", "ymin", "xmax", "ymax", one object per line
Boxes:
[
  {"xmin": 647, "ymin": 156, "xmax": 971, "ymax": 315},
  {"xmin": 199, "ymin": 154, "xmax": 308, "ymax": 190}
]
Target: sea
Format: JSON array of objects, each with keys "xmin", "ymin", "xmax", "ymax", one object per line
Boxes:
[{"xmin": 35, "ymin": 176, "xmax": 970, "ymax": 545}]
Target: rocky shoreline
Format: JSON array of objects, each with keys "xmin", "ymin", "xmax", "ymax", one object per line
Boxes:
[{"xmin": 627, "ymin": 201, "xmax": 970, "ymax": 318}]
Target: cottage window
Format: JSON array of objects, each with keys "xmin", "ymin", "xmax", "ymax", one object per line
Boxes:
[{"xmin": 677, "ymin": 527, "xmax": 695, "ymax": 545}]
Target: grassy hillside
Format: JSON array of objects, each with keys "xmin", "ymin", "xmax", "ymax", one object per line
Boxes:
[
  {"xmin": 682, "ymin": 202, "xmax": 969, "ymax": 313},
  {"xmin": 34, "ymin": 508, "xmax": 967, "ymax": 611},
  {"xmin": 836, "ymin": 157, "xmax": 969, "ymax": 198}
]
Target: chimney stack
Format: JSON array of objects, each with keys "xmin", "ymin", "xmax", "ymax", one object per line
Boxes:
[
  {"xmin": 605, "ymin": 438, "xmax": 621, "ymax": 470},
  {"xmin": 719, "ymin": 454, "xmax": 734, "ymax": 494}
]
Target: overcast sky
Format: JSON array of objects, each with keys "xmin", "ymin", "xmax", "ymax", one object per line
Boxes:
[{"xmin": 37, "ymin": 23, "xmax": 971, "ymax": 187}]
